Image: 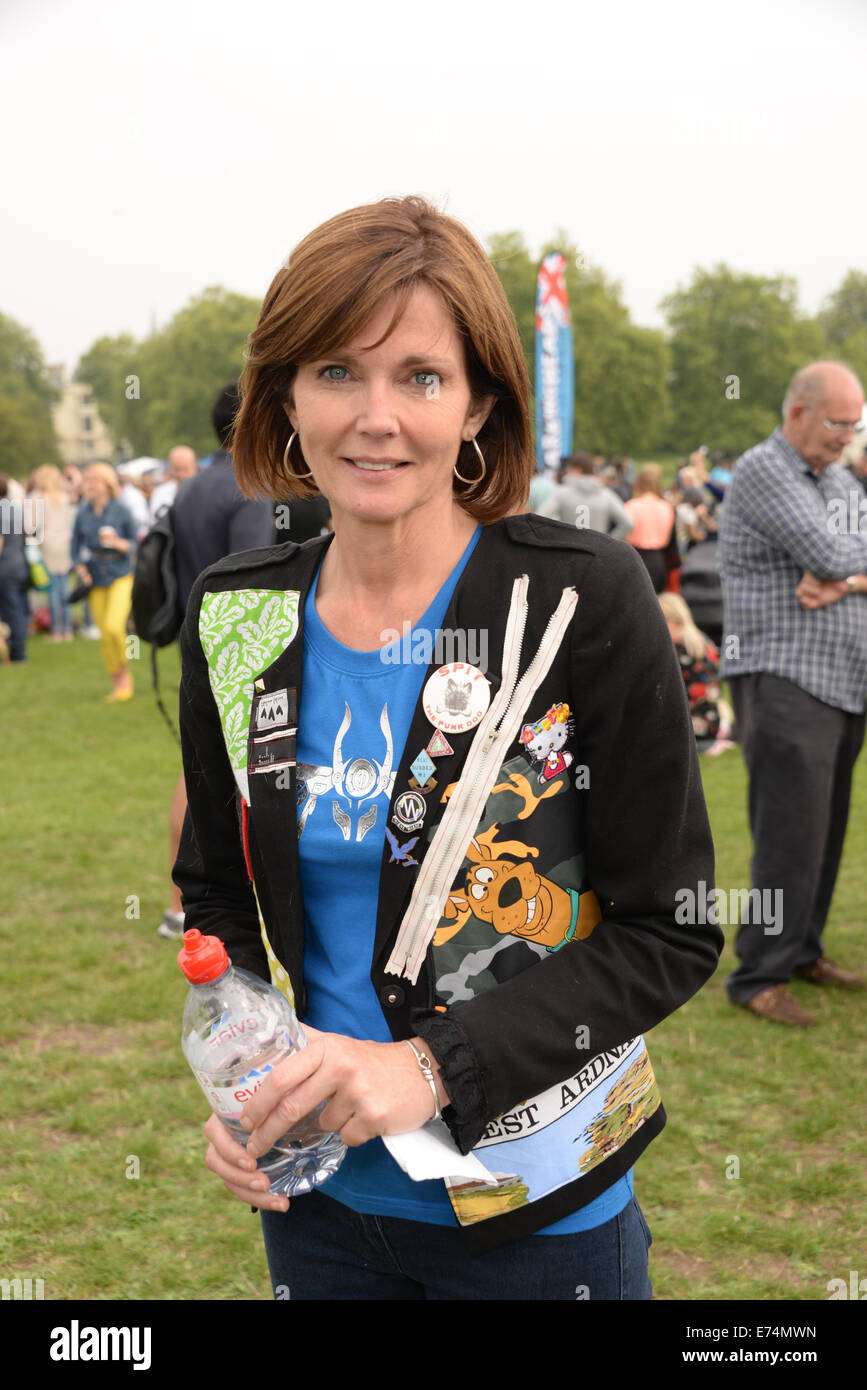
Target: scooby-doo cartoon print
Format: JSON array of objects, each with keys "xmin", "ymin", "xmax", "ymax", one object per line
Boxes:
[
  {"xmin": 428, "ymin": 698, "xmax": 602, "ymax": 1006},
  {"xmin": 436, "ymin": 825, "xmax": 601, "ymax": 953}
]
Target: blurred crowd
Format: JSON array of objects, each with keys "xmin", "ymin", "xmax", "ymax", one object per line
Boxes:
[
  {"xmin": 0, "ymin": 453, "xmax": 200, "ymax": 667},
  {"xmin": 0, "ymin": 438, "xmax": 331, "ymax": 672},
  {"xmin": 529, "ymin": 437, "xmax": 866, "ymax": 756},
  {"xmin": 528, "ymin": 447, "xmax": 735, "ymax": 753},
  {"xmin": 4, "ymin": 430, "xmax": 865, "ymax": 758}
]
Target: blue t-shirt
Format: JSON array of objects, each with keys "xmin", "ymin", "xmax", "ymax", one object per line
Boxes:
[{"xmin": 297, "ymin": 529, "xmax": 632, "ymax": 1232}]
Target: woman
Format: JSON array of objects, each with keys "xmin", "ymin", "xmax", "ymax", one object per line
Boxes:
[
  {"xmin": 174, "ymin": 197, "xmax": 719, "ymax": 1300},
  {"xmin": 624, "ymin": 464, "xmax": 680, "ymax": 593},
  {"xmin": 31, "ymin": 464, "xmax": 75, "ymax": 640},
  {"xmin": 71, "ymin": 462, "xmax": 137, "ymax": 699}
]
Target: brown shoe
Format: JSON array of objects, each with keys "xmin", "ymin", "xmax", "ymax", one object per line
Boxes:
[
  {"xmin": 795, "ymin": 958, "xmax": 864, "ymax": 989},
  {"xmin": 742, "ymin": 985, "xmax": 814, "ymax": 1027}
]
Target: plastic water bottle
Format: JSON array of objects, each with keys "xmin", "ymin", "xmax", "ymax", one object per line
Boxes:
[{"xmin": 178, "ymin": 929, "xmax": 346, "ymax": 1195}]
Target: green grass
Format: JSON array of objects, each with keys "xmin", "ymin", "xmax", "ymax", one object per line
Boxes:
[{"xmin": 1, "ymin": 635, "xmax": 865, "ymax": 1301}]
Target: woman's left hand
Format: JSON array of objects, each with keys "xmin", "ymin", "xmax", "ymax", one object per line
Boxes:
[{"xmin": 241, "ymin": 1027, "xmax": 446, "ymax": 1153}]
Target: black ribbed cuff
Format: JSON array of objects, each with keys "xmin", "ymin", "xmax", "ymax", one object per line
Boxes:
[{"xmin": 410, "ymin": 1008, "xmax": 488, "ymax": 1154}]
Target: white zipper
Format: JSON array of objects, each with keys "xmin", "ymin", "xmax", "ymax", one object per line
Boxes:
[
  {"xmin": 385, "ymin": 577, "xmax": 579, "ymax": 983},
  {"xmin": 385, "ymin": 575, "xmax": 528, "ymax": 980}
]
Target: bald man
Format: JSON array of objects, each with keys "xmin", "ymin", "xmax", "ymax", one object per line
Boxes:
[
  {"xmin": 149, "ymin": 445, "xmax": 198, "ymax": 521},
  {"xmin": 720, "ymin": 362, "xmax": 867, "ymax": 1025}
]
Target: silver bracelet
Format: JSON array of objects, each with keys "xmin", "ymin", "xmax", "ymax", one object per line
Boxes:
[{"xmin": 405, "ymin": 1040, "xmax": 442, "ymax": 1121}]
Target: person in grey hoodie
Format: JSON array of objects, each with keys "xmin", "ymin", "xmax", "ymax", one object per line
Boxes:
[{"xmin": 536, "ymin": 453, "xmax": 634, "ymax": 540}]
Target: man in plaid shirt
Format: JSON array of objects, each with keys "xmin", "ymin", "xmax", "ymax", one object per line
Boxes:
[{"xmin": 720, "ymin": 361, "xmax": 867, "ymax": 1026}]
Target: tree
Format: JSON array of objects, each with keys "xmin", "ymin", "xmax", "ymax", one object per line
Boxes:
[
  {"xmin": 75, "ymin": 333, "xmax": 147, "ymax": 456},
  {"xmin": 487, "ymin": 231, "xmax": 538, "ymax": 387},
  {"xmin": 0, "ymin": 312, "xmax": 59, "ymax": 477},
  {"xmin": 574, "ymin": 319, "xmax": 670, "ymax": 457},
  {"xmin": 139, "ymin": 287, "xmax": 262, "ymax": 457},
  {"xmin": 553, "ymin": 242, "xmax": 669, "ymax": 456},
  {"xmin": 662, "ymin": 265, "xmax": 823, "ymax": 455},
  {"xmin": 820, "ymin": 270, "xmax": 867, "ymax": 344},
  {"xmin": 75, "ymin": 287, "xmax": 262, "ymax": 460},
  {"xmin": 818, "ymin": 270, "xmax": 867, "ymax": 388}
]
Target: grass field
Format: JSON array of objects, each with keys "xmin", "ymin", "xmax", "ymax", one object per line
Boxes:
[{"xmin": 1, "ymin": 633, "xmax": 865, "ymax": 1302}]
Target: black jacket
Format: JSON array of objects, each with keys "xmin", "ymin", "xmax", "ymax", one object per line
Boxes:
[{"xmin": 174, "ymin": 514, "xmax": 719, "ymax": 1251}]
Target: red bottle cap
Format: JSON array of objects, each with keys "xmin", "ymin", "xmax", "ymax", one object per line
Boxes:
[{"xmin": 178, "ymin": 929, "xmax": 230, "ymax": 983}]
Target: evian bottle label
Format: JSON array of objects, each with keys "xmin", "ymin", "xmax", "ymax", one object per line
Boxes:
[
  {"xmin": 193, "ymin": 1061, "xmax": 276, "ymax": 1119},
  {"xmin": 192, "ymin": 1011, "xmax": 298, "ymax": 1118}
]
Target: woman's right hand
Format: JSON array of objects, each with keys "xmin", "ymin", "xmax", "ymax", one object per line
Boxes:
[
  {"xmin": 76, "ymin": 563, "xmax": 92, "ymax": 586},
  {"xmin": 203, "ymin": 1112, "xmax": 290, "ymax": 1212}
]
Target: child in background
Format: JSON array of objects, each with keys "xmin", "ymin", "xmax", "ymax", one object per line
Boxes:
[{"xmin": 658, "ymin": 592, "xmax": 734, "ymax": 755}]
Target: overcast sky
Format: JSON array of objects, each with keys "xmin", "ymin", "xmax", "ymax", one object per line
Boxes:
[{"xmin": 2, "ymin": 0, "xmax": 865, "ymax": 370}]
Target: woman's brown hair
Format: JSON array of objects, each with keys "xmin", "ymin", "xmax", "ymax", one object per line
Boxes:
[{"xmin": 232, "ymin": 197, "xmax": 532, "ymax": 523}]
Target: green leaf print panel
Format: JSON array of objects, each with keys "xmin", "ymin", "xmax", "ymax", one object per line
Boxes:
[{"xmin": 200, "ymin": 589, "xmax": 300, "ymax": 771}]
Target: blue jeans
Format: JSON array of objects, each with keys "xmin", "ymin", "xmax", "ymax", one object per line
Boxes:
[
  {"xmin": 260, "ymin": 1189, "xmax": 653, "ymax": 1300},
  {"xmin": 0, "ymin": 576, "xmax": 30, "ymax": 660},
  {"xmin": 47, "ymin": 570, "xmax": 73, "ymax": 634}
]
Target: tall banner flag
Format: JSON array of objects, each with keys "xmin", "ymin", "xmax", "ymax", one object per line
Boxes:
[{"xmin": 535, "ymin": 252, "xmax": 574, "ymax": 475}]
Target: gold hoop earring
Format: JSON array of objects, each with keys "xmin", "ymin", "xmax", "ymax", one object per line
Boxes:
[
  {"xmin": 454, "ymin": 436, "xmax": 486, "ymax": 486},
  {"xmin": 282, "ymin": 431, "xmax": 315, "ymax": 481}
]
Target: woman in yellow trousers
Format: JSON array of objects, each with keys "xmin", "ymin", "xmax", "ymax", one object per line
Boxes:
[{"xmin": 71, "ymin": 463, "xmax": 137, "ymax": 701}]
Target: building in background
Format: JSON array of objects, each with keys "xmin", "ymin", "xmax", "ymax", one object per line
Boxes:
[{"xmin": 49, "ymin": 365, "xmax": 115, "ymax": 467}]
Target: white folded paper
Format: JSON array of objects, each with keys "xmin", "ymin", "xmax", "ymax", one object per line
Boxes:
[{"xmin": 383, "ymin": 1120, "xmax": 502, "ymax": 1184}]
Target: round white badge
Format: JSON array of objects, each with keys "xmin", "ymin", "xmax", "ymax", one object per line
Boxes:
[{"xmin": 422, "ymin": 662, "xmax": 490, "ymax": 735}]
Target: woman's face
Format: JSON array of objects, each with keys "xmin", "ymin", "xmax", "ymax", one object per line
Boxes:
[
  {"xmin": 285, "ymin": 284, "xmax": 493, "ymax": 530},
  {"xmin": 84, "ymin": 470, "xmax": 110, "ymax": 507}
]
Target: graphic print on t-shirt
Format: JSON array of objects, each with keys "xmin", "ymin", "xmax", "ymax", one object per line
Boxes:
[{"xmin": 296, "ymin": 700, "xmax": 396, "ymax": 841}]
